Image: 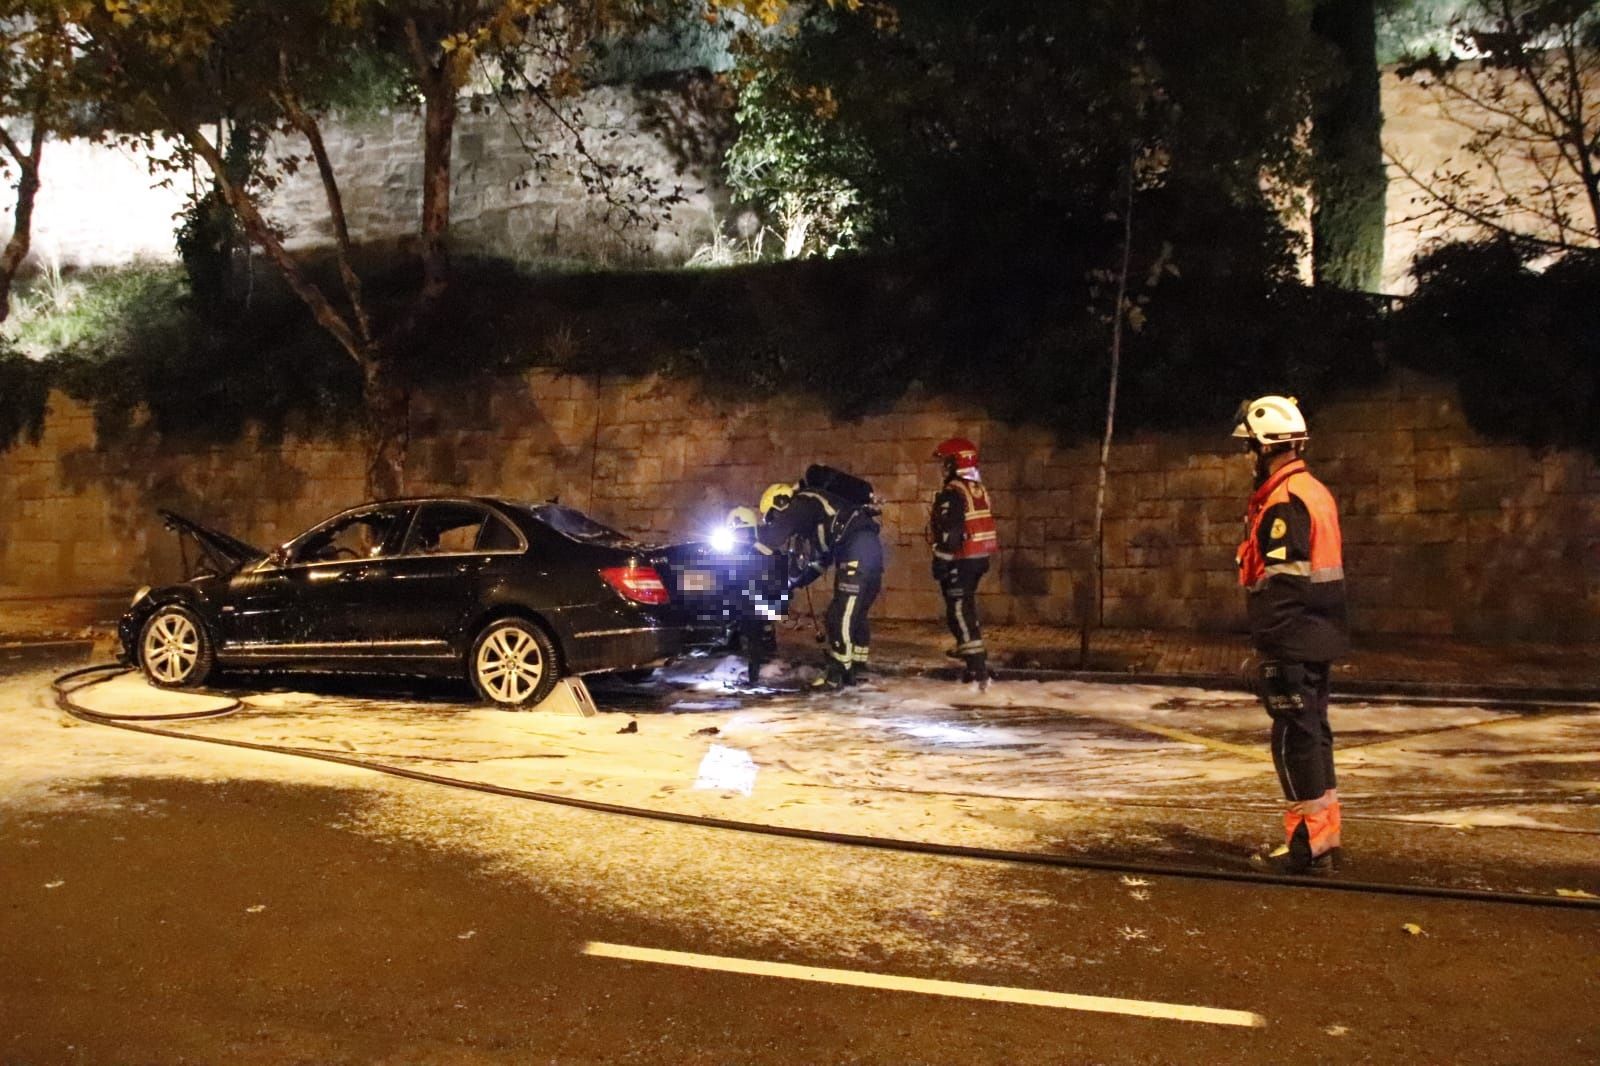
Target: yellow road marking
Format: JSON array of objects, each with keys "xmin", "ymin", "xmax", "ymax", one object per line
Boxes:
[
  {"xmin": 1111, "ymin": 719, "xmax": 1268, "ymax": 761},
  {"xmin": 1051, "ymin": 709, "xmax": 1267, "ymax": 761},
  {"xmin": 582, "ymin": 941, "xmax": 1267, "ymax": 1028}
]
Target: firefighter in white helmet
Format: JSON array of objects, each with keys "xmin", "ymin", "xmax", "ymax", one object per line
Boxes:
[{"xmin": 1233, "ymin": 395, "xmax": 1348, "ymax": 874}]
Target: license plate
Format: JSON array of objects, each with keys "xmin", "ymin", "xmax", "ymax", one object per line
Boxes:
[{"xmin": 680, "ymin": 569, "xmax": 717, "ymax": 592}]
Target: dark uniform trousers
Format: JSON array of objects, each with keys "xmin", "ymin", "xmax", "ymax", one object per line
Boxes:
[
  {"xmin": 935, "ymin": 557, "xmax": 989, "ymax": 665},
  {"xmin": 1258, "ymin": 659, "xmax": 1337, "ymax": 802},
  {"xmin": 826, "ymin": 528, "xmax": 883, "ymax": 673}
]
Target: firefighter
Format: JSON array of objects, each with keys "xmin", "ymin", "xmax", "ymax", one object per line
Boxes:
[
  {"xmin": 722, "ymin": 506, "xmax": 785, "ymax": 685},
  {"xmin": 1233, "ymin": 395, "xmax": 1348, "ymax": 874},
  {"xmin": 929, "ymin": 437, "xmax": 999, "ymax": 687},
  {"xmin": 758, "ymin": 469, "xmax": 883, "ymax": 689}
]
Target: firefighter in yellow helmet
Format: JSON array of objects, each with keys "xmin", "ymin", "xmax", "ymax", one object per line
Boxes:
[
  {"xmin": 1233, "ymin": 395, "xmax": 1348, "ymax": 875},
  {"xmin": 929, "ymin": 437, "xmax": 999, "ymax": 687},
  {"xmin": 717, "ymin": 506, "xmax": 784, "ymax": 686},
  {"xmin": 758, "ymin": 467, "xmax": 883, "ymax": 689}
]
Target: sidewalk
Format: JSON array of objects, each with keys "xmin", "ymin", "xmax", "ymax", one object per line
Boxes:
[
  {"xmin": 4, "ymin": 588, "xmax": 1597, "ymax": 699},
  {"xmin": 782, "ymin": 618, "xmax": 1600, "ymax": 700},
  {"xmin": 0, "ymin": 589, "xmax": 126, "ymax": 644}
]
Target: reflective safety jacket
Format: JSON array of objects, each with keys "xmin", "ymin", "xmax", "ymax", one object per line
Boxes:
[
  {"xmin": 930, "ymin": 476, "xmax": 999, "ymax": 561},
  {"xmin": 1237, "ymin": 458, "xmax": 1349, "ymax": 663},
  {"xmin": 758, "ymin": 488, "xmax": 881, "ymax": 588}
]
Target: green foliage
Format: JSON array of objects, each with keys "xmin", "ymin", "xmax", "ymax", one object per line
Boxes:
[
  {"xmin": 1311, "ymin": 0, "xmax": 1387, "ymax": 292},
  {"xmin": 724, "ymin": 55, "xmax": 871, "ymax": 257},
  {"xmin": 0, "ymin": 346, "xmax": 49, "ymax": 451},
  {"xmin": 1375, "ymin": 0, "xmax": 1471, "ymax": 60},
  {"xmin": 724, "ymin": 0, "xmax": 1324, "ymax": 271},
  {"xmin": 4, "ymin": 263, "xmax": 363, "ymax": 448},
  {"xmin": 174, "ymin": 123, "xmax": 264, "ymax": 315},
  {"xmin": 4, "ymin": 264, "xmax": 175, "ymax": 357},
  {"xmin": 1390, "ymin": 241, "xmax": 1600, "ymax": 451}
]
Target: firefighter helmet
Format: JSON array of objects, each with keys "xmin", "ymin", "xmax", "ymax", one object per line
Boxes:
[
  {"xmin": 1231, "ymin": 396, "xmax": 1308, "ymax": 446},
  {"xmin": 933, "ymin": 437, "xmax": 980, "ymax": 471},
  {"xmin": 726, "ymin": 506, "xmax": 759, "ymax": 531},
  {"xmin": 759, "ymin": 483, "xmax": 795, "ymax": 522}
]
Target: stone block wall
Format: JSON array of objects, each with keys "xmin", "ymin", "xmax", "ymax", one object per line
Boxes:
[
  {"xmin": 4, "ymin": 82, "xmax": 726, "ymax": 273},
  {"xmin": 5, "ymin": 368, "xmax": 1600, "ymax": 640}
]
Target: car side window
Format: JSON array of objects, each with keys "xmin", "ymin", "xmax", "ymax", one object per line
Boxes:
[
  {"xmin": 477, "ymin": 513, "xmax": 523, "ymax": 552},
  {"xmin": 402, "ymin": 503, "xmax": 491, "ymax": 556},
  {"xmin": 292, "ymin": 509, "xmax": 409, "ymax": 565}
]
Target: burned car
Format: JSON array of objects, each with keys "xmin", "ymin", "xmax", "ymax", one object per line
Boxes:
[{"xmin": 120, "ymin": 498, "xmax": 700, "ymax": 707}]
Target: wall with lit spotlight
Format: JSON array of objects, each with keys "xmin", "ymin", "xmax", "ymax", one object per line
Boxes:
[
  {"xmin": 0, "ymin": 69, "xmax": 1576, "ymax": 292},
  {"xmin": 2, "ymin": 79, "xmax": 730, "ymax": 273},
  {"xmin": 4, "ymin": 367, "xmax": 1598, "ymax": 641}
]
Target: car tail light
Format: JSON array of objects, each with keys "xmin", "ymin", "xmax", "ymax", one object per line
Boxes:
[{"xmin": 600, "ymin": 564, "xmax": 670, "ymax": 605}]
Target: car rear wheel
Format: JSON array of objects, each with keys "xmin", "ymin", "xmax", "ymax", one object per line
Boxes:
[
  {"xmin": 138, "ymin": 605, "xmax": 215, "ymax": 689},
  {"xmin": 469, "ymin": 618, "xmax": 559, "ymax": 708}
]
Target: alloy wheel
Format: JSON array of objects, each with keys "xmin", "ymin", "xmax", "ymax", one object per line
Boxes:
[
  {"xmin": 142, "ymin": 611, "xmax": 201, "ymax": 685},
  {"xmin": 474, "ymin": 623, "xmax": 546, "ymax": 705}
]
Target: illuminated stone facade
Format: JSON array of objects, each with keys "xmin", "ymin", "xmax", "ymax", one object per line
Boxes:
[
  {"xmin": 1, "ymin": 69, "xmax": 1582, "ymax": 290},
  {"xmin": 4, "ymin": 81, "xmax": 729, "ymax": 272}
]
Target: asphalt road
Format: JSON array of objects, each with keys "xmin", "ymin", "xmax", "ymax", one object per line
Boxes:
[
  {"xmin": 4, "ymin": 772, "xmax": 1598, "ymax": 1065},
  {"xmin": 4, "ymin": 651, "xmax": 1598, "ymax": 1064}
]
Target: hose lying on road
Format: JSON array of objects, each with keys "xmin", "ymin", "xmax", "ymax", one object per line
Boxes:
[{"xmin": 54, "ymin": 663, "xmax": 1600, "ymax": 912}]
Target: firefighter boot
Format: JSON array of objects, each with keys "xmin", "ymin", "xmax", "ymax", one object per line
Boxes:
[
  {"xmin": 1252, "ymin": 819, "xmax": 1340, "ymax": 875},
  {"xmin": 810, "ymin": 659, "xmax": 851, "ymax": 691},
  {"xmin": 961, "ymin": 653, "xmax": 989, "ymax": 691}
]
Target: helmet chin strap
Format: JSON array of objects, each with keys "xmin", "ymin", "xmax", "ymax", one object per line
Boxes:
[{"xmin": 1250, "ymin": 440, "xmax": 1303, "ymax": 485}]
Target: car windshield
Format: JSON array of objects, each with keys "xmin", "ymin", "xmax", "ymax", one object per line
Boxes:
[{"xmin": 523, "ymin": 504, "xmax": 639, "ymax": 549}]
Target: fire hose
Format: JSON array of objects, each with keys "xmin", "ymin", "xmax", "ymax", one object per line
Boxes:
[{"xmin": 52, "ymin": 663, "xmax": 1600, "ymax": 912}]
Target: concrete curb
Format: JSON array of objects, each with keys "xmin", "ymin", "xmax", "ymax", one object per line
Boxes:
[{"xmin": 870, "ymin": 661, "xmax": 1600, "ymax": 709}]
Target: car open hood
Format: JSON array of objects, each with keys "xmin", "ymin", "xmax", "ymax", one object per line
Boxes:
[{"xmin": 159, "ymin": 509, "xmax": 267, "ymax": 575}]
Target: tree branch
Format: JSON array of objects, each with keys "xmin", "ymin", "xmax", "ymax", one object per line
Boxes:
[
  {"xmin": 275, "ymin": 53, "xmax": 374, "ymax": 347},
  {"xmin": 179, "ymin": 120, "xmax": 370, "ymax": 368}
]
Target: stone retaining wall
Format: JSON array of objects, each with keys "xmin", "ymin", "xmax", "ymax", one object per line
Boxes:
[{"xmin": 4, "ymin": 369, "xmax": 1598, "ymax": 640}]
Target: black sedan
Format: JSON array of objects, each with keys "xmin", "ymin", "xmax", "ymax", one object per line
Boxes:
[{"xmin": 119, "ymin": 497, "xmax": 701, "ymax": 707}]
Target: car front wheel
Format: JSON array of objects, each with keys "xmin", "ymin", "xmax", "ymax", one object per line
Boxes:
[
  {"xmin": 138, "ymin": 604, "xmax": 216, "ymax": 689},
  {"xmin": 469, "ymin": 618, "xmax": 559, "ymax": 708}
]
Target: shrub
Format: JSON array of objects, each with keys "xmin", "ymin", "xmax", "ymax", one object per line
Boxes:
[{"xmin": 1389, "ymin": 240, "xmax": 1600, "ymax": 453}]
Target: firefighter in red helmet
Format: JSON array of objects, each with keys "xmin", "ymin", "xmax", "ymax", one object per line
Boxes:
[
  {"xmin": 929, "ymin": 437, "xmax": 999, "ymax": 687},
  {"xmin": 1233, "ymin": 396, "xmax": 1348, "ymax": 875}
]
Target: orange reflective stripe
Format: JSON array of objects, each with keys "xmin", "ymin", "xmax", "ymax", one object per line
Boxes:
[{"xmin": 1238, "ymin": 462, "xmax": 1343, "ymax": 589}]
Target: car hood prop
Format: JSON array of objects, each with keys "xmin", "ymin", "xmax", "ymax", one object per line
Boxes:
[{"xmin": 158, "ymin": 509, "xmax": 267, "ymax": 577}]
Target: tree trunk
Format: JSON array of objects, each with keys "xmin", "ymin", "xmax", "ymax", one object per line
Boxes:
[
  {"xmin": 1081, "ymin": 160, "xmax": 1136, "ymax": 668},
  {"xmin": 0, "ymin": 122, "xmax": 46, "ymax": 325},
  {"xmin": 363, "ymin": 357, "xmax": 409, "ymax": 501},
  {"xmin": 418, "ymin": 71, "xmax": 456, "ymax": 310},
  {"xmin": 1310, "ymin": 0, "xmax": 1386, "ymax": 292}
]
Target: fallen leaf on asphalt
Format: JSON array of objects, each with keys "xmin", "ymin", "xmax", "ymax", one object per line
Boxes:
[
  {"xmin": 1401, "ymin": 923, "xmax": 1426, "ymax": 936},
  {"xmin": 1119, "ymin": 876, "xmax": 1150, "ymax": 887},
  {"xmin": 245, "ymin": 904, "xmax": 266, "ymax": 914},
  {"xmin": 1325, "ymin": 1025, "xmax": 1350, "ymax": 1037},
  {"xmin": 695, "ymin": 726, "xmax": 720, "ymax": 736},
  {"xmin": 1129, "ymin": 889, "xmax": 1150, "ymax": 902},
  {"xmin": 43, "ymin": 880, "xmax": 63, "ymax": 889},
  {"xmin": 457, "ymin": 930, "xmax": 477, "ymax": 940},
  {"xmin": 617, "ymin": 721, "xmax": 638, "ymax": 734},
  {"xmin": 1116, "ymin": 926, "xmax": 1148, "ymax": 941},
  {"xmin": 1555, "ymin": 888, "xmax": 1598, "ymax": 899}
]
